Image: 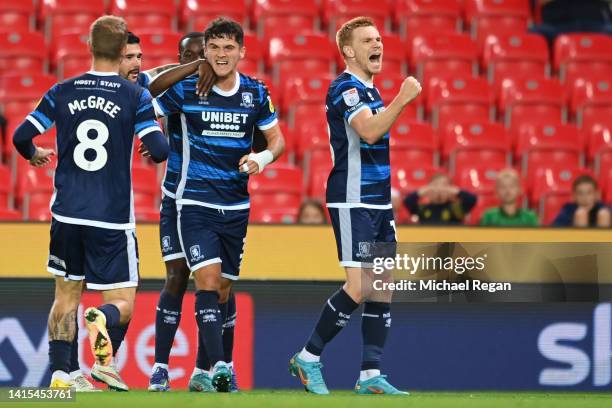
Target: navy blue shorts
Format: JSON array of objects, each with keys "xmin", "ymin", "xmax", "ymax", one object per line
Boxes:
[
  {"xmin": 47, "ymin": 219, "xmax": 139, "ymax": 290},
  {"xmin": 159, "ymin": 195, "xmax": 185, "ymax": 261},
  {"xmin": 177, "ymin": 205, "xmax": 249, "ymax": 281},
  {"xmin": 328, "ymin": 207, "xmax": 397, "ymax": 267}
]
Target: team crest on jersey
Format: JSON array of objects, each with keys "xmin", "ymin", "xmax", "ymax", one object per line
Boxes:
[
  {"xmin": 342, "ymin": 88, "xmax": 360, "ymax": 107},
  {"xmin": 190, "ymin": 245, "xmax": 204, "ymax": 262},
  {"xmin": 241, "ymin": 92, "xmax": 254, "ymax": 108},
  {"xmin": 162, "ymin": 236, "xmax": 172, "ymax": 252}
]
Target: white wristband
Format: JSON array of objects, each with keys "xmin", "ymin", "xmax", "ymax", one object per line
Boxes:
[{"xmin": 248, "ymin": 150, "xmax": 274, "ymax": 174}]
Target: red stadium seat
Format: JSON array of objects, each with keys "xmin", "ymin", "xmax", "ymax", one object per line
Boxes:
[
  {"xmin": 324, "ymin": 0, "xmax": 392, "ymax": 36},
  {"xmin": 138, "ymin": 31, "xmax": 182, "ymax": 69},
  {"xmin": 253, "ymin": 0, "xmax": 319, "ymax": 38},
  {"xmin": 0, "ymin": 31, "xmax": 47, "ymax": 75},
  {"xmin": 427, "ymin": 77, "xmax": 494, "ymax": 129},
  {"xmin": 539, "ymin": 192, "xmax": 572, "ymax": 226},
  {"xmin": 182, "ymin": 0, "xmax": 248, "ymax": 32},
  {"xmin": 110, "ymin": 0, "xmax": 176, "ymax": 32},
  {"xmin": 394, "ymin": 0, "xmax": 462, "ymax": 39},
  {"xmin": 465, "ymin": 192, "xmax": 500, "ymax": 225},
  {"xmin": 585, "ymin": 123, "xmax": 612, "ymax": 174},
  {"xmin": 411, "ymin": 33, "xmax": 479, "ymax": 84},
  {"xmin": 390, "ymin": 120, "xmax": 437, "ymax": 167},
  {"xmin": 293, "ymin": 106, "xmax": 328, "ymax": 161},
  {"xmin": 281, "ymin": 73, "xmax": 334, "ymax": 122},
  {"xmin": 571, "ymin": 76, "xmax": 612, "ymax": 129},
  {"xmin": 498, "ymin": 77, "xmax": 566, "ymax": 129},
  {"xmin": 529, "ymin": 164, "xmax": 585, "ymax": 205},
  {"xmin": 377, "ymin": 74, "xmax": 422, "ymax": 119},
  {"xmin": 249, "ymin": 164, "xmax": 303, "ymax": 195},
  {"xmin": 554, "ymin": 34, "xmax": 612, "ymax": 84},
  {"xmin": 600, "ymin": 168, "xmax": 612, "ymax": 204},
  {"xmin": 16, "ymin": 160, "xmax": 56, "ymax": 221},
  {"xmin": 377, "ymin": 34, "xmax": 407, "ymax": 76},
  {"xmin": 391, "ymin": 163, "xmax": 440, "ymax": 195},
  {"xmin": 132, "ymin": 166, "xmax": 159, "ymax": 209},
  {"xmin": 52, "ymin": 32, "xmax": 89, "ymax": 80},
  {"xmin": 0, "ymin": 164, "xmax": 14, "ymax": 208},
  {"xmin": 40, "ymin": 0, "xmax": 105, "ymax": 44},
  {"xmin": 455, "ymin": 163, "xmax": 510, "ymax": 196},
  {"xmin": 241, "ymin": 33, "xmax": 265, "ymax": 76},
  {"xmin": 482, "ymin": 34, "xmax": 549, "ymax": 85},
  {"xmin": 515, "ymin": 123, "xmax": 582, "ymax": 180},
  {"xmin": 0, "ymin": 1, "xmax": 35, "ymax": 32},
  {"xmin": 249, "ymin": 164, "xmax": 304, "ymax": 223},
  {"xmin": 442, "ymin": 121, "xmax": 511, "ymax": 173},
  {"xmin": 249, "ymin": 201, "xmax": 300, "ymax": 223},
  {"xmin": 135, "ymin": 207, "xmax": 160, "ymax": 222},
  {"xmin": 305, "ymin": 149, "xmax": 332, "ymax": 200},
  {"xmin": 465, "ymin": 0, "xmax": 531, "ymax": 43},
  {"xmin": 267, "ymin": 33, "xmax": 335, "ymax": 86},
  {"xmin": 0, "ymin": 74, "xmax": 56, "ymax": 115},
  {"xmin": 0, "ymin": 208, "xmax": 22, "ymax": 220}
]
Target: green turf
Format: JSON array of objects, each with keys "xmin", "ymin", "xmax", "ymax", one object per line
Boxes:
[{"xmin": 8, "ymin": 390, "xmax": 612, "ymax": 408}]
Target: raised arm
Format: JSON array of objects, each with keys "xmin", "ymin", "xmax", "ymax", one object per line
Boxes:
[{"xmin": 148, "ymin": 59, "xmax": 216, "ymax": 97}]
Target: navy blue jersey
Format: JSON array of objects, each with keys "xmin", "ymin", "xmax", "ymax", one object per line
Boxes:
[
  {"xmin": 325, "ymin": 71, "xmax": 391, "ymax": 207},
  {"xmin": 137, "ymin": 72, "xmax": 152, "ymax": 88},
  {"xmin": 153, "ymin": 72, "xmax": 278, "ymax": 209},
  {"xmin": 26, "ymin": 71, "xmax": 162, "ymax": 229},
  {"xmin": 160, "ymin": 113, "xmax": 183, "ymax": 197}
]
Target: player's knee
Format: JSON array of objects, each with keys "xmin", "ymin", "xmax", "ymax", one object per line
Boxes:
[
  {"xmin": 164, "ymin": 263, "xmax": 189, "ymax": 297},
  {"xmin": 194, "ymin": 269, "xmax": 221, "ymax": 291},
  {"xmin": 218, "ymin": 284, "xmax": 232, "ymax": 303},
  {"xmin": 343, "ymin": 281, "xmax": 363, "ymax": 304}
]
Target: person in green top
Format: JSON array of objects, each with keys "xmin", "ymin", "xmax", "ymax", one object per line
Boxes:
[{"xmin": 481, "ymin": 168, "xmax": 538, "ymax": 227}]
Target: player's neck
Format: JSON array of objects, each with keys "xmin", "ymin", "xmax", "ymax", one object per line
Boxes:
[
  {"xmin": 215, "ymin": 71, "xmax": 238, "ymax": 92},
  {"xmin": 91, "ymin": 59, "xmax": 120, "ymax": 74},
  {"xmin": 345, "ymin": 65, "xmax": 373, "ymax": 86}
]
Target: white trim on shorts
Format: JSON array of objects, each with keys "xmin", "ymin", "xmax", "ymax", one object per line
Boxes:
[
  {"xmin": 86, "ymin": 281, "xmax": 139, "ymax": 290},
  {"xmin": 190, "ymin": 257, "xmax": 222, "ymax": 273},
  {"xmin": 221, "ymin": 272, "xmax": 239, "ymax": 281},
  {"xmin": 46, "ymin": 267, "xmax": 85, "ymax": 281},
  {"xmin": 162, "ymin": 252, "xmax": 186, "ymax": 262}
]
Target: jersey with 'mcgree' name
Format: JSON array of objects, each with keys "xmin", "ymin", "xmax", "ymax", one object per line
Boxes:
[
  {"xmin": 325, "ymin": 71, "xmax": 391, "ymax": 207},
  {"xmin": 25, "ymin": 71, "xmax": 162, "ymax": 229},
  {"xmin": 152, "ymin": 72, "xmax": 277, "ymax": 209}
]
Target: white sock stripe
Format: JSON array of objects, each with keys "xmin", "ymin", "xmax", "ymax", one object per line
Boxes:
[
  {"xmin": 327, "ymin": 299, "xmax": 336, "ymax": 312},
  {"xmin": 362, "ymin": 313, "xmax": 379, "ymax": 318}
]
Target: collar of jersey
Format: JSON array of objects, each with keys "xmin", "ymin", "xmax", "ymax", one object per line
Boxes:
[
  {"xmin": 86, "ymin": 70, "xmax": 119, "ymax": 77},
  {"xmin": 344, "ymin": 69, "xmax": 374, "ymax": 88},
  {"xmin": 212, "ymin": 71, "xmax": 241, "ymax": 97}
]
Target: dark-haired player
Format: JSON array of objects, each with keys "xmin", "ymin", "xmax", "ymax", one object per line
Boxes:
[
  {"xmin": 148, "ymin": 18, "xmax": 284, "ymax": 392},
  {"xmin": 12, "ymin": 15, "xmax": 168, "ymax": 391}
]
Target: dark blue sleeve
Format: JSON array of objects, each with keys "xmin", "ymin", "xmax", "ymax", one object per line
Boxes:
[
  {"xmin": 403, "ymin": 191, "xmax": 420, "ymax": 215},
  {"xmin": 552, "ymin": 203, "xmax": 575, "ymax": 226},
  {"xmin": 458, "ymin": 190, "xmax": 478, "ymax": 213},
  {"xmin": 12, "ymin": 120, "xmax": 39, "ymax": 159},
  {"xmin": 13, "ymin": 84, "xmax": 58, "ymax": 160},
  {"xmin": 141, "ymin": 131, "xmax": 169, "ymax": 163}
]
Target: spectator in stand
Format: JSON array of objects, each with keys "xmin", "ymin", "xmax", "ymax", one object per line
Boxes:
[
  {"xmin": 553, "ymin": 174, "xmax": 611, "ymax": 227},
  {"xmin": 481, "ymin": 169, "xmax": 538, "ymax": 227},
  {"xmin": 531, "ymin": 0, "xmax": 612, "ymax": 46},
  {"xmin": 403, "ymin": 173, "xmax": 477, "ymax": 225},
  {"xmin": 297, "ymin": 199, "xmax": 327, "ymax": 224}
]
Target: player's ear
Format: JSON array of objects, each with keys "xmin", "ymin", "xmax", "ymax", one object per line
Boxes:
[
  {"xmin": 239, "ymin": 46, "xmax": 246, "ymax": 60},
  {"xmin": 343, "ymin": 46, "xmax": 355, "ymax": 59}
]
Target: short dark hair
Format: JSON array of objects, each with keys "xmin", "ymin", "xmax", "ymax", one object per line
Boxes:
[
  {"xmin": 179, "ymin": 31, "xmax": 204, "ymax": 52},
  {"xmin": 127, "ymin": 31, "xmax": 140, "ymax": 45},
  {"xmin": 204, "ymin": 18, "xmax": 244, "ymax": 47},
  {"xmin": 573, "ymin": 174, "xmax": 598, "ymax": 191}
]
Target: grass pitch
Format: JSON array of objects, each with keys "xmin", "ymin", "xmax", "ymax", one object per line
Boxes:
[{"xmin": 8, "ymin": 390, "xmax": 612, "ymax": 408}]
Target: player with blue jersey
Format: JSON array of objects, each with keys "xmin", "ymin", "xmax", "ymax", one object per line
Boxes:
[
  {"xmin": 148, "ymin": 18, "xmax": 284, "ymax": 393},
  {"xmin": 12, "ymin": 16, "xmax": 169, "ymax": 391},
  {"xmin": 289, "ymin": 17, "xmax": 421, "ymax": 395}
]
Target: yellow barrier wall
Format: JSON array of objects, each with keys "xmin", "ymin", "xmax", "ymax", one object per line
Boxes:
[{"xmin": 0, "ymin": 223, "xmax": 609, "ymax": 280}]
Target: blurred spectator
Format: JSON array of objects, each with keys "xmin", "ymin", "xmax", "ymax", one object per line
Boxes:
[
  {"xmin": 481, "ymin": 169, "xmax": 538, "ymax": 227},
  {"xmin": 403, "ymin": 173, "xmax": 477, "ymax": 225},
  {"xmin": 552, "ymin": 174, "xmax": 611, "ymax": 227},
  {"xmin": 297, "ymin": 199, "xmax": 327, "ymax": 224},
  {"xmin": 531, "ymin": 0, "xmax": 612, "ymax": 45}
]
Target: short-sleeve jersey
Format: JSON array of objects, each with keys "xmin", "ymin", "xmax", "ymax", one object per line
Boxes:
[
  {"xmin": 26, "ymin": 71, "xmax": 162, "ymax": 229},
  {"xmin": 152, "ymin": 71, "xmax": 278, "ymax": 209},
  {"xmin": 137, "ymin": 72, "xmax": 152, "ymax": 89},
  {"xmin": 325, "ymin": 71, "xmax": 391, "ymax": 208}
]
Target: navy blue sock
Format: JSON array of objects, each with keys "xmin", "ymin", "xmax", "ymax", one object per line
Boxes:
[
  {"xmin": 108, "ymin": 323, "xmax": 129, "ymax": 357},
  {"xmin": 154, "ymin": 290, "xmax": 183, "ymax": 364},
  {"xmin": 98, "ymin": 304, "xmax": 120, "ymax": 329},
  {"xmin": 69, "ymin": 313, "xmax": 79, "ymax": 372},
  {"xmin": 196, "ymin": 330, "xmax": 210, "ymax": 370},
  {"xmin": 305, "ymin": 288, "xmax": 359, "ymax": 355},
  {"xmin": 361, "ymin": 302, "xmax": 391, "ymax": 370},
  {"xmin": 222, "ymin": 292, "xmax": 236, "ymax": 363},
  {"xmin": 49, "ymin": 340, "xmax": 71, "ymax": 373},
  {"xmin": 195, "ymin": 290, "xmax": 224, "ymax": 366}
]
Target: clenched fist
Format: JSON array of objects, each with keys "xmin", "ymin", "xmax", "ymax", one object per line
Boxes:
[
  {"xmin": 196, "ymin": 60, "xmax": 217, "ymax": 97},
  {"xmin": 398, "ymin": 76, "xmax": 422, "ymax": 106}
]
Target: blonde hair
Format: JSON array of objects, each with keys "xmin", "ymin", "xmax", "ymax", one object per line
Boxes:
[
  {"xmin": 89, "ymin": 15, "xmax": 128, "ymax": 61},
  {"xmin": 336, "ymin": 16, "xmax": 376, "ymax": 58},
  {"xmin": 496, "ymin": 168, "xmax": 520, "ymax": 187}
]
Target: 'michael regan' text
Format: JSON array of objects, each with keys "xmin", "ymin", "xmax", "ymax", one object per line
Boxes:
[{"xmin": 373, "ymin": 279, "xmax": 512, "ymax": 293}]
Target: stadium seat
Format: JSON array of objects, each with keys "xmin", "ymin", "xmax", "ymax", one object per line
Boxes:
[
  {"xmin": 253, "ymin": 0, "xmax": 319, "ymax": 38},
  {"xmin": 570, "ymin": 76, "xmax": 612, "ymax": 129},
  {"xmin": 0, "ymin": 74, "xmax": 56, "ymax": 115},
  {"xmin": 465, "ymin": 0, "xmax": 531, "ymax": 44},
  {"xmin": 498, "ymin": 77, "xmax": 566, "ymax": 129},
  {"xmin": 138, "ymin": 31, "xmax": 182, "ymax": 69},
  {"xmin": 390, "ymin": 120, "xmax": 437, "ymax": 167},
  {"xmin": 0, "ymin": 164, "xmax": 13, "ymax": 208},
  {"xmin": 110, "ymin": 0, "xmax": 176, "ymax": 32},
  {"xmin": 0, "ymin": 1, "xmax": 35, "ymax": 32},
  {"xmin": 482, "ymin": 34, "xmax": 549, "ymax": 85},
  {"xmin": 305, "ymin": 149, "xmax": 332, "ymax": 200},
  {"xmin": 0, "ymin": 207, "xmax": 21, "ymax": 220},
  {"xmin": 377, "ymin": 74, "xmax": 422, "ymax": 119},
  {"xmin": 0, "ymin": 31, "xmax": 47, "ymax": 76},
  {"xmin": 241, "ymin": 33, "xmax": 265, "ymax": 76},
  {"xmin": 52, "ymin": 32, "xmax": 90, "ymax": 80},
  {"xmin": 181, "ymin": 0, "xmax": 248, "ymax": 32},
  {"xmin": 267, "ymin": 33, "xmax": 335, "ymax": 86},
  {"xmin": 442, "ymin": 121, "xmax": 511, "ymax": 174},
  {"xmin": 249, "ymin": 164, "xmax": 304, "ymax": 223},
  {"xmin": 465, "ymin": 192, "xmax": 499, "ymax": 225},
  {"xmin": 391, "ymin": 164, "xmax": 441, "ymax": 199},
  {"xmin": 324, "ymin": 0, "xmax": 392, "ymax": 36},
  {"xmin": 554, "ymin": 34, "xmax": 612, "ymax": 84},
  {"xmin": 539, "ymin": 192, "xmax": 572, "ymax": 226},
  {"xmin": 16, "ymin": 161, "xmax": 56, "ymax": 221},
  {"xmin": 600, "ymin": 168, "xmax": 612, "ymax": 204},
  {"xmin": 249, "ymin": 201, "xmax": 300, "ymax": 223},
  {"xmin": 135, "ymin": 207, "xmax": 160, "ymax": 222},
  {"xmin": 455, "ymin": 163, "xmax": 507, "ymax": 197},
  {"xmin": 411, "ymin": 33, "xmax": 479, "ymax": 84},
  {"xmin": 528, "ymin": 164, "xmax": 586, "ymax": 204},
  {"xmin": 281, "ymin": 73, "xmax": 334, "ymax": 123},
  {"xmin": 585, "ymin": 123, "xmax": 612, "ymax": 174},
  {"xmin": 376, "ymin": 34, "xmax": 407, "ymax": 76},
  {"xmin": 293, "ymin": 106, "xmax": 328, "ymax": 161},
  {"xmin": 514, "ymin": 123, "xmax": 582, "ymax": 177},
  {"xmin": 426, "ymin": 77, "xmax": 495, "ymax": 130},
  {"xmin": 394, "ymin": 0, "xmax": 462, "ymax": 39},
  {"xmin": 40, "ymin": 0, "xmax": 105, "ymax": 44},
  {"xmin": 132, "ymin": 166, "xmax": 159, "ymax": 209}
]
